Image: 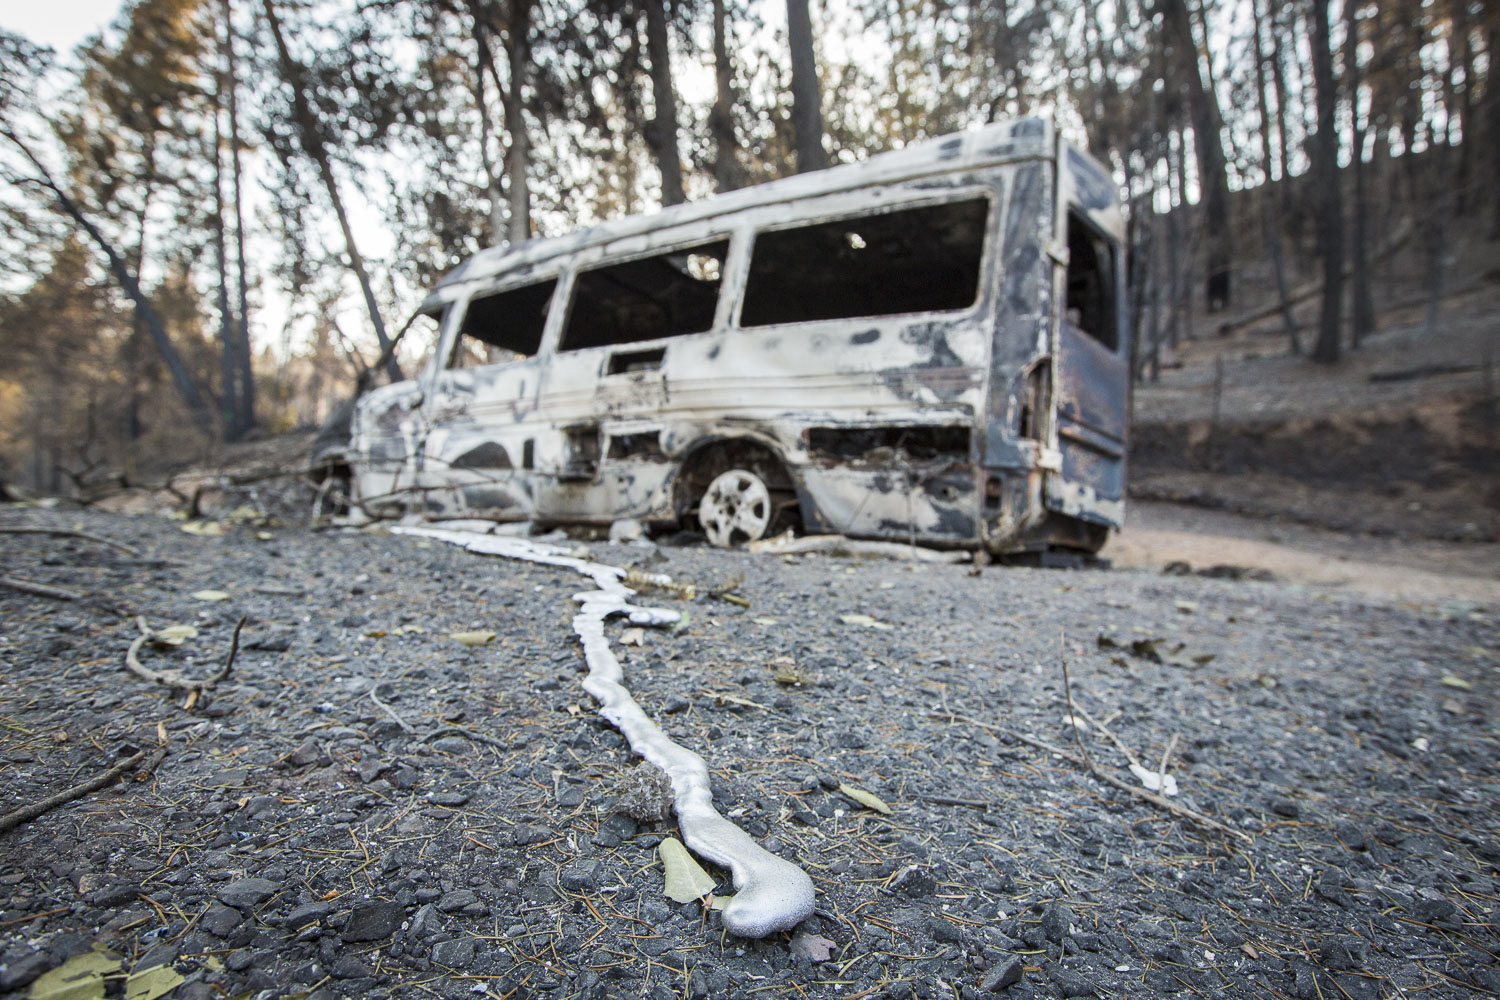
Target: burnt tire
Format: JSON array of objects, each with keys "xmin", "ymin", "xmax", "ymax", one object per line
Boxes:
[{"xmin": 698, "ymin": 468, "xmax": 774, "ymax": 546}]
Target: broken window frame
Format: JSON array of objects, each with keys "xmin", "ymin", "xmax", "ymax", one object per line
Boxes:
[
  {"xmin": 555, "ymin": 237, "xmax": 733, "ymax": 353},
  {"xmin": 1063, "ymin": 210, "xmax": 1120, "ymax": 352},
  {"xmin": 737, "ymin": 192, "xmax": 996, "ymax": 329},
  {"xmin": 453, "ymin": 276, "xmax": 561, "ymax": 363}
]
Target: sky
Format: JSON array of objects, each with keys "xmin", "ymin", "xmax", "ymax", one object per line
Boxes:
[{"xmin": 2, "ymin": 0, "xmax": 121, "ymax": 52}]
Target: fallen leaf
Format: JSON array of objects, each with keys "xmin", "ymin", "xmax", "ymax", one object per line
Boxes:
[
  {"xmin": 150, "ymin": 624, "xmax": 199, "ymax": 646},
  {"xmin": 450, "ymin": 630, "xmax": 497, "ymax": 646},
  {"xmin": 658, "ymin": 836, "xmax": 716, "ymax": 903},
  {"xmin": 319, "ymin": 889, "xmax": 339, "ymax": 902},
  {"xmin": 620, "ymin": 628, "xmax": 646, "ymax": 647},
  {"xmin": 566, "ymin": 704, "xmax": 582, "ymax": 716},
  {"xmin": 839, "ymin": 613, "xmax": 894, "ymax": 631},
  {"xmin": 1175, "ymin": 600, "xmax": 1198, "ymax": 614},
  {"xmin": 52, "ymin": 730, "xmax": 67, "ymax": 743},
  {"xmin": 838, "ymin": 783, "xmax": 892, "ymax": 815},
  {"xmin": 364, "ymin": 630, "xmax": 388, "ymax": 638},
  {"xmin": 788, "ymin": 930, "xmax": 837, "ymax": 963},
  {"xmin": 255, "ymin": 531, "xmax": 274, "ymax": 541},
  {"xmin": 709, "ymin": 893, "xmax": 733, "ymax": 910},
  {"xmin": 751, "ymin": 617, "xmax": 779, "ymax": 625},
  {"xmin": 1440, "ymin": 675, "xmax": 1472, "ymax": 690},
  {"xmin": 179, "ymin": 521, "xmax": 227, "ymax": 537},
  {"xmin": 190, "ymin": 590, "xmax": 230, "ymax": 602},
  {"xmin": 124, "ymin": 964, "xmax": 184, "ymax": 1000},
  {"xmin": 27, "ymin": 946, "xmax": 121, "ymax": 1000}
]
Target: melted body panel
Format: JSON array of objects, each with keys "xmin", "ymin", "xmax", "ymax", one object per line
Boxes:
[{"xmin": 343, "ymin": 120, "xmax": 1130, "ymax": 553}]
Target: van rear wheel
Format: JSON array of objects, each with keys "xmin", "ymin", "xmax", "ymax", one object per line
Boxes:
[{"xmin": 698, "ymin": 469, "xmax": 774, "ymax": 547}]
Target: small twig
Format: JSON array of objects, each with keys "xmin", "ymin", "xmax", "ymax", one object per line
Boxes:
[
  {"xmin": 921, "ymin": 795, "xmax": 990, "ymax": 810},
  {"xmin": 1072, "ymin": 703, "xmax": 1145, "ymax": 771},
  {"xmin": 947, "ymin": 713, "xmax": 1252, "ymax": 844},
  {"xmin": 1059, "ymin": 627, "xmax": 1095, "ymax": 772},
  {"xmin": 0, "ymin": 576, "xmax": 80, "ymax": 601},
  {"xmin": 126, "ymin": 616, "xmax": 247, "ymax": 702},
  {"xmin": 1158, "ymin": 733, "xmax": 1180, "ymax": 786},
  {"xmin": 419, "ymin": 726, "xmax": 508, "ymax": 749},
  {"xmin": 0, "ymin": 746, "xmax": 164, "ymax": 834},
  {"xmin": 0, "ymin": 525, "xmax": 140, "ymax": 557},
  {"xmin": 369, "ymin": 682, "xmax": 414, "ymax": 733}
]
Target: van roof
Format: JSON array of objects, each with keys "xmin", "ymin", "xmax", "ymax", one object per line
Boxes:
[{"xmin": 426, "ymin": 118, "xmax": 1070, "ymax": 308}]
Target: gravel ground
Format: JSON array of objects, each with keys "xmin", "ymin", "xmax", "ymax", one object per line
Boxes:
[{"xmin": 0, "ymin": 508, "xmax": 1496, "ymax": 1000}]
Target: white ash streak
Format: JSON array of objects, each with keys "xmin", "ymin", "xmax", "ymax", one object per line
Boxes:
[{"xmin": 393, "ymin": 527, "xmax": 816, "ymax": 937}]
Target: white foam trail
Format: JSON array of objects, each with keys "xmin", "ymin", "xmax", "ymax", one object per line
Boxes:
[{"xmin": 394, "ymin": 527, "xmax": 816, "ymax": 937}]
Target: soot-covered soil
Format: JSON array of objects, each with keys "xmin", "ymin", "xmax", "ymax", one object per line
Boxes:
[{"xmin": 0, "ymin": 509, "xmax": 1496, "ymax": 1000}]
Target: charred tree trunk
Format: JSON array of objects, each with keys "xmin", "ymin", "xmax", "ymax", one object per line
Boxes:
[
  {"xmin": 1308, "ymin": 0, "xmax": 1343, "ymax": 365},
  {"xmin": 213, "ymin": 64, "xmax": 242, "ymax": 441},
  {"xmin": 1252, "ymin": 0, "xmax": 1300, "ymax": 353},
  {"xmin": 1489, "ymin": 24, "xmax": 1500, "ymax": 240},
  {"xmin": 262, "ymin": 0, "xmax": 401, "ymax": 382},
  {"xmin": 224, "ymin": 0, "xmax": 255, "ymax": 435},
  {"xmin": 642, "ymin": 0, "xmax": 685, "ymax": 206},
  {"xmin": 466, "ymin": 4, "xmax": 508, "ymax": 243},
  {"xmin": 710, "ymin": 0, "xmax": 741, "ymax": 192},
  {"xmin": 1158, "ymin": 0, "xmax": 1232, "ymax": 312},
  {"xmin": 503, "ymin": 0, "xmax": 533, "ymax": 245},
  {"xmin": 1343, "ymin": 0, "xmax": 1374, "ymax": 346},
  {"xmin": 5, "ymin": 136, "xmax": 211, "ymax": 423},
  {"xmin": 786, "ymin": 0, "xmax": 826, "ymax": 172}
]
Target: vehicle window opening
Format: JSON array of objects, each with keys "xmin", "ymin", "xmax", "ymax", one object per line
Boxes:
[
  {"xmin": 455, "ymin": 278, "xmax": 558, "ymax": 364},
  {"xmin": 560, "ymin": 239, "xmax": 730, "ymax": 351},
  {"xmin": 741, "ymin": 197, "xmax": 989, "ymax": 328},
  {"xmin": 607, "ymin": 432, "xmax": 666, "ymax": 461},
  {"xmin": 1019, "ymin": 363, "xmax": 1048, "ymax": 441},
  {"xmin": 522, "ymin": 439, "xmax": 535, "ymax": 470},
  {"xmin": 606, "ymin": 348, "xmax": 666, "ymax": 374},
  {"xmin": 805, "ymin": 425, "xmax": 970, "ymax": 466},
  {"xmin": 561, "ymin": 426, "xmax": 600, "ymax": 479},
  {"xmin": 1064, "ymin": 212, "xmax": 1118, "ymax": 350}
]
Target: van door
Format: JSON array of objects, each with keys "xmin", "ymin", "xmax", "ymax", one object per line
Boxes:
[
  {"xmin": 417, "ymin": 278, "xmax": 557, "ymax": 520},
  {"xmin": 1048, "ymin": 146, "xmax": 1128, "ymax": 524}
]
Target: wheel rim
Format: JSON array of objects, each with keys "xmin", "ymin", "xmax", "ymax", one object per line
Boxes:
[{"xmin": 698, "ymin": 469, "xmax": 773, "ymax": 547}]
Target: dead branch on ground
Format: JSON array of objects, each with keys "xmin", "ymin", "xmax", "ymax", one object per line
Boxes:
[
  {"xmin": 0, "ymin": 525, "xmax": 140, "ymax": 557},
  {"xmin": 943, "ymin": 712, "xmax": 1252, "ymax": 844},
  {"xmin": 0, "ymin": 746, "xmax": 166, "ymax": 835},
  {"xmin": 0, "ymin": 576, "xmax": 81, "ymax": 601},
  {"xmin": 126, "ymin": 616, "xmax": 247, "ymax": 706}
]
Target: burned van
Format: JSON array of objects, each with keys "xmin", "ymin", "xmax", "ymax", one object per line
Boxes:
[{"xmin": 324, "ymin": 118, "xmax": 1129, "ymax": 555}]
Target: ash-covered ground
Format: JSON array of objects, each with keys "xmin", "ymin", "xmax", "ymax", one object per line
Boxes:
[{"xmin": 0, "ymin": 508, "xmax": 1495, "ymax": 999}]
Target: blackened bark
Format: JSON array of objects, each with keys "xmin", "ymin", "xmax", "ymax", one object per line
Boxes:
[
  {"xmin": 1343, "ymin": 0, "xmax": 1373, "ymax": 346},
  {"xmin": 466, "ymin": 2, "xmax": 508, "ymax": 243},
  {"xmin": 213, "ymin": 65, "xmax": 241, "ymax": 440},
  {"xmin": 262, "ymin": 0, "xmax": 401, "ymax": 382},
  {"xmin": 786, "ymin": 0, "xmax": 826, "ymax": 172},
  {"xmin": 1309, "ymin": 0, "xmax": 1343, "ymax": 365},
  {"xmin": 503, "ymin": 0, "xmax": 532, "ymax": 244},
  {"xmin": 710, "ymin": 0, "xmax": 741, "ymax": 192},
  {"xmin": 1252, "ymin": 0, "xmax": 1300, "ymax": 354},
  {"xmin": 224, "ymin": 0, "xmax": 255, "ymax": 434},
  {"xmin": 1158, "ymin": 0, "xmax": 1232, "ymax": 312},
  {"xmin": 6, "ymin": 136, "xmax": 211, "ymax": 422},
  {"xmin": 1490, "ymin": 25, "xmax": 1500, "ymax": 240},
  {"xmin": 642, "ymin": 0, "xmax": 685, "ymax": 206}
]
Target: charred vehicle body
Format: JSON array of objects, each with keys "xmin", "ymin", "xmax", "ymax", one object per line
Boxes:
[{"xmin": 321, "ymin": 118, "xmax": 1129, "ymax": 556}]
